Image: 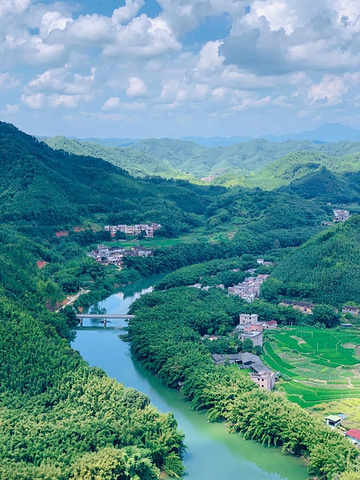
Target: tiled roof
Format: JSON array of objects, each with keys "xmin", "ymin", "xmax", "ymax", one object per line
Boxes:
[{"xmin": 346, "ymin": 429, "xmax": 360, "ymax": 441}]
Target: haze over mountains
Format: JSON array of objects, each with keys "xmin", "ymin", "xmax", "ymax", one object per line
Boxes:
[{"xmin": 54, "ymin": 123, "xmax": 360, "ymax": 148}]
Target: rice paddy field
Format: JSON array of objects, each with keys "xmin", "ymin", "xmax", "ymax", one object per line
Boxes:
[{"xmin": 263, "ymin": 327, "xmax": 360, "ymax": 409}]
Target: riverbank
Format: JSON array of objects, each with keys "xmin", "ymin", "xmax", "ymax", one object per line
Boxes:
[{"xmin": 73, "ymin": 276, "xmax": 309, "ymax": 480}]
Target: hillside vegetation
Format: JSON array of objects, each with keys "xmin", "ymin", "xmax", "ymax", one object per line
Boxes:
[
  {"xmin": 271, "ymin": 215, "xmax": 360, "ymax": 306},
  {"xmin": 45, "ymin": 135, "xmax": 360, "ymax": 184}
]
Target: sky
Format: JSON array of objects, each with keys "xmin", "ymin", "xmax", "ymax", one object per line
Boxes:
[{"xmin": 1, "ymin": 0, "xmax": 360, "ymax": 138}]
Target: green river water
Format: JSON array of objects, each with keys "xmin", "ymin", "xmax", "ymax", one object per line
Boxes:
[{"xmin": 72, "ymin": 275, "xmax": 308, "ymax": 480}]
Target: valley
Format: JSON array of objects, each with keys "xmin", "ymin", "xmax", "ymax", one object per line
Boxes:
[{"xmin": 1, "ymin": 121, "xmax": 360, "ymax": 479}]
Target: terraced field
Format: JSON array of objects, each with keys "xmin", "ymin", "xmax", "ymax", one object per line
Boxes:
[{"xmin": 263, "ymin": 327, "xmax": 360, "ymax": 408}]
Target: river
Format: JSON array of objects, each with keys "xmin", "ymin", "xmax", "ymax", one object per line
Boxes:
[{"xmin": 72, "ymin": 275, "xmax": 308, "ymax": 480}]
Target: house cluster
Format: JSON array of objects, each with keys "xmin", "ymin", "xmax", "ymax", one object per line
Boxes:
[
  {"xmin": 280, "ymin": 300, "xmax": 314, "ymax": 314},
  {"xmin": 333, "ymin": 209, "xmax": 351, "ymax": 222},
  {"xmin": 88, "ymin": 244, "xmax": 153, "ymax": 266},
  {"xmin": 211, "ymin": 352, "xmax": 277, "ymax": 391},
  {"xmin": 228, "ymin": 274, "xmax": 270, "ymax": 302},
  {"xmin": 104, "ymin": 223, "xmax": 161, "ymax": 238},
  {"xmin": 233, "ymin": 313, "xmax": 277, "ymax": 348}
]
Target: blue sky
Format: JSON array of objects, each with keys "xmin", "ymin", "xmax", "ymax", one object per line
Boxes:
[{"xmin": 1, "ymin": 0, "xmax": 360, "ymax": 138}]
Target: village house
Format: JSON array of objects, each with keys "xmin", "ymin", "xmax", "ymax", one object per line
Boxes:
[
  {"xmin": 240, "ymin": 331, "xmax": 263, "ymax": 347},
  {"xmin": 104, "ymin": 222, "xmax": 161, "ymax": 238},
  {"xmin": 244, "ymin": 323, "xmax": 264, "ymax": 333},
  {"xmin": 345, "ymin": 429, "xmax": 360, "ymax": 446},
  {"xmin": 239, "ymin": 313, "xmax": 259, "ymax": 325},
  {"xmin": 211, "ymin": 352, "xmax": 276, "ymax": 390},
  {"xmin": 280, "ymin": 300, "xmax": 314, "ymax": 314},
  {"xmin": 342, "ymin": 305, "xmax": 360, "ymax": 315},
  {"xmin": 325, "ymin": 415, "xmax": 343, "ymax": 428},
  {"xmin": 264, "ymin": 320, "xmax": 278, "ymax": 329},
  {"xmin": 333, "ymin": 209, "xmax": 350, "ymax": 222},
  {"xmin": 256, "ymin": 259, "xmax": 273, "ymax": 266}
]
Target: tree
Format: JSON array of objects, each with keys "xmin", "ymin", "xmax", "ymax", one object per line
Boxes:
[
  {"xmin": 312, "ymin": 304, "xmax": 340, "ymax": 328},
  {"xmin": 115, "ymin": 230, "xmax": 127, "ymax": 240},
  {"xmin": 242, "ymin": 338, "xmax": 253, "ymax": 353}
]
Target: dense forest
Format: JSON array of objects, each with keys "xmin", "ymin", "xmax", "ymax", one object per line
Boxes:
[{"xmin": 270, "ymin": 215, "xmax": 360, "ymax": 306}]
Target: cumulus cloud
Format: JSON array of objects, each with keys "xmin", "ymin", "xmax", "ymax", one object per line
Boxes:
[
  {"xmin": 0, "ymin": 104, "xmax": 19, "ymax": 116},
  {"xmin": 126, "ymin": 77, "xmax": 148, "ymax": 97},
  {"xmin": 102, "ymin": 97, "xmax": 122, "ymax": 110},
  {"xmin": 21, "ymin": 93, "xmax": 44, "ymax": 109},
  {"xmin": 112, "ymin": 0, "xmax": 145, "ymax": 25},
  {"xmin": 220, "ymin": 0, "xmax": 360, "ymax": 75},
  {"xmin": 3, "ymin": 0, "xmax": 360, "ymax": 137}
]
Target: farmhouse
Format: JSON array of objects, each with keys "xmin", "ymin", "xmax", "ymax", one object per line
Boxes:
[
  {"xmin": 264, "ymin": 320, "xmax": 278, "ymax": 329},
  {"xmin": 325, "ymin": 415, "xmax": 343, "ymax": 428},
  {"xmin": 244, "ymin": 323, "xmax": 264, "ymax": 333},
  {"xmin": 211, "ymin": 352, "xmax": 276, "ymax": 390},
  {"xmin": 345, "ymin": 429, "xmax": 360, "ymax": 446},
  {"xmin": 240, "ymin": 331, "xmax": 263, "ymax": 347},
  {"xmin": 342, "ymin": 305, "xmax": 360, "ymax": 315},
  {"xmin": 280, "ymin": 300, "xmax": 314, "ymax": 314},
  {"xmin": 256, "ymin": 259, "xmax": 273, "ymax": 266},
  {"xmin": 333, "ymin": 209, "xmax": 350, "ymax": 222},
  {"xmin": 239, "ymin": 313, "xmax": 259, "ymax": 325}
]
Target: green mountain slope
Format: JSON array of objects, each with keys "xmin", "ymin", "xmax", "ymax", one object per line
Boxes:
[
  {"xmin": 1, "ymin": 123, "xmax": 225, "ymax": 234},
  {"xmin": 271, "ymin": 215, "xmax": 360, "ymax": 305},
  {"xmin": 245, "ymin": 151, "xmax": 360, "ymax": 190},
  {"xmin": 44, "ymin": 135, "xmax": 195, "ymax": 180},
  {"xmin": 45, "ymin": 135, "xmax": 360, "ymax": 187},
  {"xmin": 283, "ymin": 167, "xmax": 360, "ymax": 202}
]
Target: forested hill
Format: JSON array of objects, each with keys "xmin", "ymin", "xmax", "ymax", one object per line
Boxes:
[
  {"xmin": 44, "ymin": 135, "xmax": 360, "ymax": 189},
  {"xmin": 270, "ymin": 215, "xmax": 360, "ymax": 306},
  {"xmin": 0, "ymin": 122, "xmax": 225, "ymax": 235},
  {"xmin": 45, "ymin": 135, "xmax": 194, "ymax": 180}
]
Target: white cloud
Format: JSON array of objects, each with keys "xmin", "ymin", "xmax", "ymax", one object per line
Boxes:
[
  {"xmin": 126, "ymin": 76, "xmax": 148, "ymax": 97},
  {"xmin": 39, "ymin": 11, "xmax": 73, "ymax": 38},
  {"xmin": 48, "ymin": 93, "xmax": 92, "ymax": 108},
  {"xmin": 0, "ymin": 104, "xmax": 19, "ymax": 116},
  {"xmin": 21, "ymin": 93, "xmax": 44, "ymax": 109},
  {"xmin": 0, "ymin": 72, "xmax": 20, "ymax": 89},
  {"xmin": 112, "ymin": 0, "xmax": 145, "ymax": 25},
  {"xmin": 102, "ymin": 97, "xmax": 122, "ymax": 110}
]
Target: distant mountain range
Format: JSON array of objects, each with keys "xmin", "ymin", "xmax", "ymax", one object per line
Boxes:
[
  {"xmin": 44, "ymin": 135, "xmax": 360, "ymax": 191},
  {"xmin": 41, "ymin": 123, "xmax": 360, "ymax": 148},
  {"xmin": 262, "ymin": 123, "xmax": 360, "ymax": 143}
]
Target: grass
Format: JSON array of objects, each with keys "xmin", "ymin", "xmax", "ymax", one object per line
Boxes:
[{"xmin": 263, "ymin": 327, "xmax": 360, "ymax": 410}]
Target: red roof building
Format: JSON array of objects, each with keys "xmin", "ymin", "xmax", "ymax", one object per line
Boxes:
[
  {"xmin": 264, "ymin": 320, "xmax": 278, "ymax": 329},
  {"xmin": 345, "ymin": 429, "xmax": 360, "ymax": 444}
]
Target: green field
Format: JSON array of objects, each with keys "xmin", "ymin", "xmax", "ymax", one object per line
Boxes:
[{"xmin": 264, "ymin": 327, "xmax": 360, "ymax": 408}]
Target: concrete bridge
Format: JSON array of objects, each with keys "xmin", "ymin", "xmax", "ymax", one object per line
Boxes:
[{"xmin": 76, "ymin": 313, "xmax": 135, "ymax": 327}]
